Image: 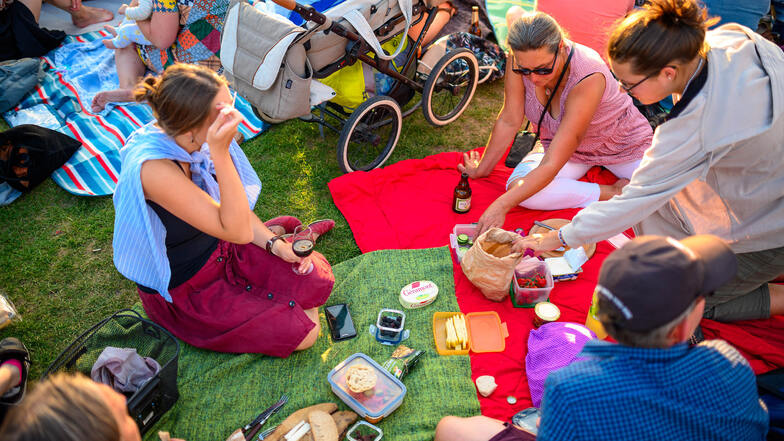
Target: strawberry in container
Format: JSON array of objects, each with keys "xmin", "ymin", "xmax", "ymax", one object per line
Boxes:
[{"xmin": 510, "ymin": 257, "xmax": 554, "ymax": 307}]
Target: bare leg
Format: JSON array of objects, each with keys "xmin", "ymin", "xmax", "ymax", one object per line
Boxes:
[
  {"xmin": 435, "ymin": 416, "xmax": 508, "ymax": 441},
  {"xmin": 294, "ymin": 307, "xmax": 321, "ymax": 351},
  {"xmin": 0, "ymin": 364, "xmax": 21, "ymax": 396},
  {"xmin": 505, "ymin": 5, "xmax": 525, "ymax": 29},
  {"xmin": 598, "ymin": 178, "xmax": 629, "ymax": 201},
  {"xmin": 102, "ymin": 25, "xmax": 118, "ymax": 49},
  {"xmin": 770, "ymin": 282, "xmax": 784, "ymax": 316},
  {"xmin": 41, "ymin": 0, "xmax": 114, "ymax": 28},
  {"xmin": 408, "ymin": 2, "xmax": 455, "ymax": 48},
  {"xmin": 91, "ymin": 45, "xmax": 144, "ymax": 112}
]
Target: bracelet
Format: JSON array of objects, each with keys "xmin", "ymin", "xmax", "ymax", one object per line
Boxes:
[
  {"xmin": 265, "ymin": 235, "xmax": 283, "ymax": 254},
  {"xmin": 557, "ymin": 229, "xmax": 569, "ymax": 248}
]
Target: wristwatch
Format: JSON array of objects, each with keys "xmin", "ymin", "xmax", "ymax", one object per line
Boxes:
[{"xmin": 266, "ymin": 235, "xmax": 283, "ymax": 254}]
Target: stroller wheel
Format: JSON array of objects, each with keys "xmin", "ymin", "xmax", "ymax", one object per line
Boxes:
[
  {"xmin": 336, "ymin": 96, "xmax": 402, "ymax": 174},
  {"xmin": 422, "ymin": 48, "xmax": 479, "ymax": 127}
]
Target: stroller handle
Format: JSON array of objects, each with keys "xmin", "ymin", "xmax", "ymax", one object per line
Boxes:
[{"xmin": 270, "ymin": 0, "xmax": 296, "ymax": 10}]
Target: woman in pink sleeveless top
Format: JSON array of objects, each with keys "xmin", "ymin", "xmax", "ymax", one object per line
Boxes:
[{"xmin": 460, "ymin": 11, "xmax": 652, "ymax": 234}]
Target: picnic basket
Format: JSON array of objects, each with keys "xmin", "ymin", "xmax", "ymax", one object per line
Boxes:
[{"xmin": 43, "ymin": 309, "xmax": 180, "ymax": 435}]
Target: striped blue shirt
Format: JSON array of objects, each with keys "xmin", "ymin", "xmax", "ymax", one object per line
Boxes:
[
  {"xmin": 538, "ymin": 340, "xmax": 768, "ymax": 441},
  {"xmin": 112, "ymin": 123, "xmax": 261, "ymax": 302}
]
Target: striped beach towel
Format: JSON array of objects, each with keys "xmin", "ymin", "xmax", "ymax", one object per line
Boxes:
[{"xmin": 2, "ymin": 30, "xmax": 267, "ymax": 197}]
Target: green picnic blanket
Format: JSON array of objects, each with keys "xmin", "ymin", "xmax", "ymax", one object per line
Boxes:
[{"xmin": 143, "ymin": 246, "xmax": 480, "ymax": 441}]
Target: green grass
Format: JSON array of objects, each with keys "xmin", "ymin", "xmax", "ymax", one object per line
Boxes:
[{"xmin": 0, "ymin": 81, "xmax": 503, "ymax": 381}]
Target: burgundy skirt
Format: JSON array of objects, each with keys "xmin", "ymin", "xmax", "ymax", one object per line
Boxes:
[{"xmin": 139, "ymin": 240, "xmax": 334, "ymax": 358}]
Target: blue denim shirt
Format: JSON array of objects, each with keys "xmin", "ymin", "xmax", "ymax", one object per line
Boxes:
[{"xmin": 538, "ymin": 340, "xmax": 768, "ymax": 441}]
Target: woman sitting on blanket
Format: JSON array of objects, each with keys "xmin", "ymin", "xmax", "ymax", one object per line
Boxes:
[
  {"xmin": 461, "ymin": 11, "xmax": 653, "ymax": 235},
  {"xmin": 516, "ymin": 0, "xmax": 784, "ymax": 323},
  {"xmin": 113, "ymin": 63, "xmax": 335, "ymax": 357},
  {"xmin": 90, "ymin": 0, "xmax": 228, "ymax": 112}
]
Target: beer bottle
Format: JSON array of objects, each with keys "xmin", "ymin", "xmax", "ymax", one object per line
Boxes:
[
  {"xmin": 453, "ymin": 172, "xmax": 472, "ymax": 213},
  {"xmin": 469, "ymin": 6, "xmax": 481, "ymax": 37}
]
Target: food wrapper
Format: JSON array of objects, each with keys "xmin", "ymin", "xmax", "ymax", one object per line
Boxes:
[
  {"xmin": 0, "ymin": 292, "xmax": 20, "ymax": 330},
  {"xmin": 381, "ymin": 345, "xmax": 423, "ymax": 381}
]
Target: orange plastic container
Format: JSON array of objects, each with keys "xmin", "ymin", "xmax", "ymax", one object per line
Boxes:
[{"xmin": 433, "ymin": 311, "xmax": 509, "ymax": 355}]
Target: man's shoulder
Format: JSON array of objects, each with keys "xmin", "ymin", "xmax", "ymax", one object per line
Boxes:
[{"xmin": 694, "ymin": 339, "xmax": 752, "ymax": 370}]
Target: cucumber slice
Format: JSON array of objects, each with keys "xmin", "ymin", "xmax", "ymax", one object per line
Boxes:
[{"xmin": 457, "ymin": 233, "xmax": 469, "ymax": 245}]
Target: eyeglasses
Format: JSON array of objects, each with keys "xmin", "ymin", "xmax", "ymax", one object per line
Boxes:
[
  {"xmin": 611, "ymin": 66, "xmax": 674, "ymax": 93},
  {"xmin": 513, "ymin": 50, "xmax": 558, "ymax": 76}
]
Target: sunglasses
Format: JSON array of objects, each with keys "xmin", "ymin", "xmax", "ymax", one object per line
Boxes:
[
  {"xmin": 611, "ymin": 65, "xmax": 674, "ymax": 93},
  {"xmin": 513, "ymin": 50, "xmax": 558, "ymax": 76}
]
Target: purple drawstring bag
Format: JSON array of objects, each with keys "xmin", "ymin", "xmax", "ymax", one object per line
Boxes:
[{"xmin": 525, "ymin": 322, "xmax": 596, "ymax": 407}]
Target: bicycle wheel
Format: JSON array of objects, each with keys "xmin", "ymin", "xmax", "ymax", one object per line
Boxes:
[
  {"xmin": 336, "ymin": 95, "xmax": 402, "ymax": 173},
  {"xmin": 422, "ymin": 48, "xmax": 479, "ymax": 127}
]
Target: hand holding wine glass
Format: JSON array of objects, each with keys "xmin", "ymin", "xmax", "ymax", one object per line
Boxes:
[{"xmin": 291, "ymin": 225, "xmax": 315, "ymax": 275}]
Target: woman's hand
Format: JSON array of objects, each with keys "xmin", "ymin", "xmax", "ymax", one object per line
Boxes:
[
  {"xmin": 512, "ymin": 230, "xmax": 563, "ymax": 255},
  {"xmin": 206, "ymin": 105, "xmax": 242, "ymax": 153},
  {"xmin": 476, "ymin": 200, "xmax": 509, "ymax": 235},
  {"xmin": 271, "ymin": 240, "xmax": 312, "ymax": 273},
  {"xmin": 457, "ymin": 151, "xmax": 483, "ymax": 179}
]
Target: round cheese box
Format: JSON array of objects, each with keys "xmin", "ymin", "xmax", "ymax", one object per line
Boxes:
[{"xmin": 399, "ymin": 281, "xmax": 438, "ymax": 309}]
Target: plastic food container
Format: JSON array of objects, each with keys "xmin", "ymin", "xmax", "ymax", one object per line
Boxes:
[
  {"xmin": 346, "ymin": 421, "xmax": 383, "ymax": 441},
  {"xmin": 449, "ymin": 224, "xmax": 478, "ymax": 263},
  {"xmin": 374, "ymin": 309, "xmax": 406, "ymax": 344},
  {"xmin": 328, "ymin": 353, "xmax": 406, "ymax": 423},
  {"xmin": 511, "ymin": 258, "xmax": 554, "ymax": 307},
  {"xmin": 399, "ymin": 280, "xmax": 438, "ymax": 309},
  {"xmin": 432, "ymin": 311, "xmax": 509, "ymax": 355}
]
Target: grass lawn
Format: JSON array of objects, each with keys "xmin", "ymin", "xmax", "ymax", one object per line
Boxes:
[{"xmin": 0, "ymin": 80, "xmax": 504, "ymax": 380}]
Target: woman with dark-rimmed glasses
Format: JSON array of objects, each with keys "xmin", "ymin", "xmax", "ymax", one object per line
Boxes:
[
  {"xmin": 517, "ymin": 0, "xmax": 784, "ymax": 323},
  {"xmin": 460, "ymin": 11, "xmax": 653, "ymax": 235}
]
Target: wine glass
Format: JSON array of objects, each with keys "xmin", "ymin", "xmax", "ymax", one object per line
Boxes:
[{"xmin": 291, "ymin": 225, "xmax": 315, "ymax": 275}]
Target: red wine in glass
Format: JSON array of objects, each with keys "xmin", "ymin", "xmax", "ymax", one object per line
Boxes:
[{"xmin": 291, "ymin": 226, "xmax": 315, "ymax": 274}]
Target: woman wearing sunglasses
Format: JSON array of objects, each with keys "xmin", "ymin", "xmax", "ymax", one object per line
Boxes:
[
  {"xmin": 460, "ymin": 11, "xmax": 653, "ymax": 235},
  {"xmin": 516, "ymin": 0, "xmax": 784, "ymax": 323}
]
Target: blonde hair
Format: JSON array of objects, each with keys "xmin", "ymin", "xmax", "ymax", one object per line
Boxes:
[
  {"xmin": 0, "ymin": 373, "xmax": 121, "ymax": 441},
  {"xmin": 607, "ymin": 0, "xmax": 718, "ymax": 75},
  {"xmin": 134, "ymin": 63, "xmax": 228, "ymax": 137}
]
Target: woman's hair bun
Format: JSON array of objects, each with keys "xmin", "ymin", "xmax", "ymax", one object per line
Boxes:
[
  {"xmin": 133, "ymin": 75, "xmax": 161, "ymax": 105},
  {"xmin": 648, "ymin": 0, "xmax": 709, "ymax": 31}
]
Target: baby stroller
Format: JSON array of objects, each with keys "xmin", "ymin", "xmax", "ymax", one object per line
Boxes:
[{"xmin": 221, "ymin": 0, "xmax": 480, "ymax": 173}]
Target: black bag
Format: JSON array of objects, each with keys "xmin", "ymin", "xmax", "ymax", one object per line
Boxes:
[
  {"xmin": 505, "ymin": 48, "xmax": 573, "ymax": 168},
  {"xmin": 43, "ymin": 309, "xmax": 180, "ymax": 436},
  {"xmin": 758, "ymin": 368, "xmax": 784, "ymax": 440},
  {"xmin": 0, "ymin": 124, "xmax": 81, "ymax": 192}
]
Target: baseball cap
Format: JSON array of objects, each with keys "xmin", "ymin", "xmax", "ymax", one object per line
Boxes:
[{"xmin": 596, "ymin": 235, "xmax": 737, "ymax": 332}]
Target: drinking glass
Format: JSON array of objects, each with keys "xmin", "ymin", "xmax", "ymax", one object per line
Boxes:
[{"xmin": 291, "ymin": 225, "xmax": 315, "ymax": 275}]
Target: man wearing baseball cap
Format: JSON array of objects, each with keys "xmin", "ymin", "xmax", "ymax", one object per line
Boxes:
[
  {"xmin": 536, "ymin": 234, "xmax": 769, "ymax": 440},
  {"xmin": 435, "ymin": 234, "xmax": 769, "ymax": 441}
]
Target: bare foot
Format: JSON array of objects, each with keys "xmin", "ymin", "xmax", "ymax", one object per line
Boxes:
[
  {"xmin": 103, "ymin": 24, "xmax": 118, "ymax": 37},
  {"xmin": 598, "ymin": 179, "xmax": 630, "ymax": 201},
  {"xmin": 71, "ymin": 5, "xmax": 114, "ymax": 28},
  {"xmin": 91, "ymin": 89, "xmax": 134, "ymax": 113},
  {"xmin": 102, "ymin": 39, "xmax": 118, "ymax": 49}
]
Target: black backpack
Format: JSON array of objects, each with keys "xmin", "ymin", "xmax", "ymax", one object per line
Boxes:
[{"xmin": 0, "ymin": 124, "xmax": 81, "ymax": 192}]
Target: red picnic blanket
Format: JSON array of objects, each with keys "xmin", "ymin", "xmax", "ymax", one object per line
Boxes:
[{"xmin": 328, "ymin": 147, "xmax": 784, "ymax": 421}]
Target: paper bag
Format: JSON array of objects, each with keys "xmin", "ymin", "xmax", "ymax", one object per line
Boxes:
[{"xmin": 461, "ymin": 228, "xmax": 523, "ymax": 301}]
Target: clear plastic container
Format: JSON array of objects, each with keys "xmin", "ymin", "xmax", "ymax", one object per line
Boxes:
[
  {"xmin": 346, "ymin": 421, "xmax": 383, "ymax": 441},
  {"xmin": 512, "ymin": 258, "xmax": 554, "ymax": 307},
  {"xmin": 328, "ymin": 353, "xmax": 406, "ymax": 423},
  {"xmin": 374, "ymin": 309, "xmax": 406, "ymax": 344},
  {"xmin": 449, "ymin": 224, "xmax": 478, "ymax": 263}
]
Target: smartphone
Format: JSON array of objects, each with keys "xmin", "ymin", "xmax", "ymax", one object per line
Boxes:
[{"xmin": 325, "ymin": 303, "xmax": 357, "ymax": 341}]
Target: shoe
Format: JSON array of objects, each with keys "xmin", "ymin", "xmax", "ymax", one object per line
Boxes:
[
  {"xmin": 264, "ymin": 216, "xmax": 302, "ymax": 235},
  {"xmin": 0, "ymin": 337, "xmax": 30, "ymax": 405},
  {"xmin": 307, "ymin": 219, "xmax": 335, "ymax": 241},
  {"xmin": 505, "ymin": 132, "xmax": 536, "ymax": 168}
]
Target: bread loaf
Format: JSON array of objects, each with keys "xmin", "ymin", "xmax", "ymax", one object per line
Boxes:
[{"xmin": 345, "ymin": 364, "xmax": 377, "ymax": 393}]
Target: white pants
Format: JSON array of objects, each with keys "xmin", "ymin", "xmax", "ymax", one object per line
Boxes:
[{"xmin": 506, "ymin": 152, "xmax": 641, "ymax": 210}]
